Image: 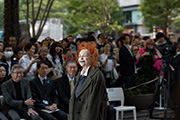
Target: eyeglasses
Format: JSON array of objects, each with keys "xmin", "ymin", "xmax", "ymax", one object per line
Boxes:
[
  {"xmin": 68, "ymin": 66, "xmax": 77, "ymax": 69},
  {"xmin": 12, "ymin": 72, "xmax": 24, "ymax": 75}
]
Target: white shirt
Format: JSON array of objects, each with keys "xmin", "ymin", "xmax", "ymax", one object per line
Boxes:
[
  {"xmin": 19, "ymin": 55, "xmax": 37, "ymax": 76},
  {"xmin": 99, "ymin": 54, "xmax": 114, "ymax": 72},
  {"xmin": 67, "ymin": 74, "xmax": 75, "ymax": 83},
  {"xmin": 7, "ymin": 61, "xmax": 11, "ymax": 75},
  {"xmin": 38, "ymin": 75, "xmax": 47, "ymax": 85},
  {"xmin": 80, "ymin": 66, "xmax": 91, "ymax": 76}
]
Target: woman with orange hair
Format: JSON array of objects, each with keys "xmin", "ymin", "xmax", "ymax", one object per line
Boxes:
[{"xmin": 69, "ymin": 42, "xmax": 107, "ymax": 120}]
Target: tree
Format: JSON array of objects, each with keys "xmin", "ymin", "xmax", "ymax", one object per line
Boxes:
[
  {"xmin": 140, "ymin": 0, "xmax": 180, "ymax": 37},
  {"xmin": 19, "ymin": 0, "xmax": 54, "ymax": 39},
  {"xmin": 0, "ymin": 1, "xmax": 4, "ymax": 30},
  {"xmin": 62, "ymin": 0, "xmax": 124, "ymax": 35},
  {"xmin": 4, "ymin": 0, "xmax": 20, "ymax": 43}
]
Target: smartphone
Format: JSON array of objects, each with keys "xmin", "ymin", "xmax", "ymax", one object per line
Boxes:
[
  {"xmin": 108, "ymin": 52, "xmax": 115, "ymax": 59},
  {"xmin": 72, "ymin": 45, "xmax": 76, "ymax": 51}
]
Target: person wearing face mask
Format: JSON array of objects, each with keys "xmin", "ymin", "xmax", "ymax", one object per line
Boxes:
[{"xmin": 0, "ymin": 44, "xmax": 18, "ymax": 79}]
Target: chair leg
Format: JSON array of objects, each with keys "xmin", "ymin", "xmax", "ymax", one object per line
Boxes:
[
  {"xmin": 121, "ymin": 111, "xmax": 124, "ymax": 120},
  {"xmin": 116, "ymin": 111, "xmax": 119, "ymax": 120},
  {"xmin": 133, "ymin": 109, "xmax": 137, "ymax": 120}
]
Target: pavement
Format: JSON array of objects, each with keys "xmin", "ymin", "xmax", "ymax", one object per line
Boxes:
[{"xmin": 122, "ymin": 109, "xmax": 175, "ymax": 120}]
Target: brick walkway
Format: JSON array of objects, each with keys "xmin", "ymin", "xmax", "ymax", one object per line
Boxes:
[{"xmin": 122, "ymin": 109, "xmax": 175, "ymax": 120}]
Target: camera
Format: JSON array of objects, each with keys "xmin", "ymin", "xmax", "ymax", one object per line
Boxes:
[
  {"xmin": 156, "ymin": 42, "xmax": 176, "ymax": 56},
  {"xmin": 108, "ymin": 52, "xmax": 115, "ymax": 59}
]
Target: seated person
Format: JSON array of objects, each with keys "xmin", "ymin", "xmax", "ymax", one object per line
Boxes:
[
  {"xmin": 56, "ymin": 60, "xmax": 78, "ymax": 113},
  {"xmin": 2, "ymin": 64, "xmax": 40, "ymax": 120},
  {"xmin": 30, "ymin": 61, "xmax": 67, "ymax": 120}
]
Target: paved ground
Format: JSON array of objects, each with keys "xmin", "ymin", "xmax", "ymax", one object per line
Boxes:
[{"xmin": 122, "ymin": 109, "xmax": 175, "ymax": 120}]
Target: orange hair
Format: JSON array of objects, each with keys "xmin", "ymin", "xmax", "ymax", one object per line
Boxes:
[{"xmin": 78, "ymin": 42, "xmax": 98, "ymax": 69}]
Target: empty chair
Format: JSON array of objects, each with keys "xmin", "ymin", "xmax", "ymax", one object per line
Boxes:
[{"xmin": 107, "ymin": 87, "xmax": 137, "ymax": 120}]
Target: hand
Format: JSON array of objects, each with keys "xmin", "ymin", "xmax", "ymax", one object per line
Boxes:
[
  {"xmin": 27, "ymin": 108, "xmax": 39, "ymax": 116},
  {"xmin": 24, "ymin": 98, "xmax": 35, "ymax": 106},
  {"xmin": 156, "ymin": 49, "xmax": 162, "ymax": 58},
  {"xmin": 46, "ymin": 104, "xmax": 57, "ymax": 111},
  {"xmin": 31, "ymin": 58, "xmax": 40, "ymax": 64}
]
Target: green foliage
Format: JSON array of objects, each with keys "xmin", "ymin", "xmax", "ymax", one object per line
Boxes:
[
  {"xmin": 140, "ymin": 0, "xmax": 180, "ymax": 35},
  {"xmin": 0, "ymin": 1, "xmax": 4, "ymax": 30}
]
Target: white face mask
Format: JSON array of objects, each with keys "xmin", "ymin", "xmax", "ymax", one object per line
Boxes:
[{"xmin": 4, "ymin": 51, "xmax": 13, "ymax": 58}]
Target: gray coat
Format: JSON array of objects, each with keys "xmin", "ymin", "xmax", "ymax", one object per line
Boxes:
[
  {"xmin": 1, "ymin": 78, "xmax": 33, "ymax": 114},
  {"xmin": 69, "ymin": 67, "xmax": 107, "ymax": 120}
]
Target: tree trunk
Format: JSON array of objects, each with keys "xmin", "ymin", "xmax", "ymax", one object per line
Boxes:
[
  {"xmin": 4, "ymin": 0, "xmax": 20, "ymax": 44},
  {"xmin": 164, "ymin": 21, "xmax": 169, "ymax": 38}
]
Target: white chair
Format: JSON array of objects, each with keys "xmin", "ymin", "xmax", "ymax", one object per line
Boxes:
[{"xmin": 107, "ymin": 87, "xmax": 137, "ymax": 120}]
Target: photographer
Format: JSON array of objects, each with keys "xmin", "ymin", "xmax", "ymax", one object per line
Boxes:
[
  {"xmin": 136, "ymin": 39, "xmax": 162, "ymax": 79},
  {"xmin": 100, "ymin": 42, "xmax": 117, "ymax": 88}
]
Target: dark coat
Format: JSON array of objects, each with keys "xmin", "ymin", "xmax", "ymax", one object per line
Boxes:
[
  {"xmin": 1, "ymin": 78, "xmax": 33, "ymax": 114},
  {"xmin": 119, "ymin": 45, "xmax": 136, "ymax": 76},
  {"xmin": 29, "ymin": 76, "xmax": 58, "ymax": 110},
  {"xmin": 69, "ymin": 67, "xmax": 107, "ymax": 120},
  {"xmin": 56, "ymin": 75, "xmax": 75, "ymax": 113}
]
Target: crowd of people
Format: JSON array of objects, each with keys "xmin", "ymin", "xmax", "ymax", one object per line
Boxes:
[{"xmin": 0, "ymin": 31, "xmax": 180, "ymax": 120}]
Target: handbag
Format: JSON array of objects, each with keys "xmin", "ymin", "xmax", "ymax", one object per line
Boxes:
[{"xmin": 110, "ymin": 68, "xmax": 119, "ymax": 85}]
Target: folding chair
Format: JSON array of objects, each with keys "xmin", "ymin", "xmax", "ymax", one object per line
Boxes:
[{"xmin": 107, "ymin": 87, "xmax": 137, "ymax": 120}]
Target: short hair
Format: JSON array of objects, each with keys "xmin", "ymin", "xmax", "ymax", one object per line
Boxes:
[
  {"xmin": 88, "ymin": 31, "xmax": 95, "ymax": 37},
  {"xmin": 156, "ymin": 32, "xmax": 164, "ymax": 40},
  {"xmin": 120, "ymin": 34, "xmax": 129, "ymax": 44},
  {"xmin": 11, "ymin": 64, "xmax": 23, "ymax": 72},
  {"xmin": 87, "ymin": 36, "xmax": 96, "ymax": 42},
  {"xmin": 143, "ymin": 36, "xmax": 150, "ymax": 41},
  {"xmin": 66, "ymin": 60, "xmax": 77, "ymax": 67},
  {"xmin": 38, "ymin": 47, "xmax": 48, "ymax": 54},
  {"xmin": 25, "ymin": 42, "xmax": 34, "ymax": 52},
  {"xmin": 37, "ymin": 61, "xmax": 49, "ymax": 69},
  {"xmin": 14, "ymin": 47, "xmax": 23, "ymax": 55},
  {"xmin": 3, "ymin": 44, "xmax": 13, "ymax": 51},
  {"xmin": 29, "ymin": 38, "xmax": 37, "ymax": 44}
]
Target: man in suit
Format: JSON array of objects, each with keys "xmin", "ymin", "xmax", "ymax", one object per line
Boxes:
[
  {"xmin": 30, "ymin": 61, "xmax": 67, "ymax": 120},
  {"xmin": 56, "ymin": 60, "xmax": 78, "ymax": 113},
  {"xmin": 119, "ymin": 34, "xmax": 138, "ymax": 88},
  {"xmin": 2, "ymin": 64, "xmax": 40, "ymax": 120}
]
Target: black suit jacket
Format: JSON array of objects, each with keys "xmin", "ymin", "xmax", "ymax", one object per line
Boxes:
[
  {"xmin": 119, "ymin": 45, "xmax": 137, "ymax": 76},
  {"xmin": 1, "ymin": 78, "xmax": 33, "ymax": 114},
  {"xmin": 56, "ymin": 75, "xmax": 75, "ymax": 113},
  {"xmin": 30, "ymin": 76, "xmax": 58, "ymax": 110}
]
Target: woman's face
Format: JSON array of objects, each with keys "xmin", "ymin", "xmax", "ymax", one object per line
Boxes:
[
  {"xmin": 0, "ymin": 66, "xmax": 6, "ymax": 79},
  {"xmin": 55, "ymin": 46, "xmax": 62, "ymax": 54},
  {"xmin": 78, "ymin": 49, "xmax": 92, "ymax": 68},
  {"xmin": 29, "ymin": 45, "xmax": 36, "ymax": 56},
  {"xmin": 40, "ymin": 50, "xmax": 48, "ymax": 59},
  {"xmin": 104, "ymin": 44, "xmax": 111, "ymax": 53}
]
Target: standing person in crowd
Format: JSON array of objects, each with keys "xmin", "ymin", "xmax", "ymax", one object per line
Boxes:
[
  {"xmin": 0, "ymin": 64, "xmax": 8, "ymax": 120},
  {"xmin": 61, "ymin": 38, "xmax": 69, "ymax": 55},
  {"xmin": 19, "ymin": 38, "xmax": 27, "ymax": 54},
  {"xmin": 47, "ymin": 42, "xmax": 64, "ymax": 78},
  {"xmin": 97, "ymin": 34, "xmax": 106, "ymax": 54},
  {"xmin": 64, "ymin": 42, "xmax": 78, "ymax": 67},
  {"xmin": 56, "ymin": 60, "xmax": 78, "ymax": 114},
  {"xmin": 139, "ymin": 40, "xmax": 145, "ymax": 49},
  {"xmin": 8, "ymin": 36, "xmax": 18, "ymax": 50},
  {"xmin": 14, "ymin": 47, "xmax": 23, "ymax": 62},
  {"xmin": 100, "ymin": 42, "xmax": 117, "ymax": 88},
  {"xmin": 37, "ymin": 47, "xmax": 54, "ymax": 79},
  {"xmin": 19, "ymin": 43, "xmax": 39, "ymax": 79},
  {"xmin": 66, "ymin": 35, "xmax": 74, "ymax": 42},
  {"xmin": 0, "ymin": 41, "xmax": 4, "ymax": 59},
  {"xmin": 136, "ymin": 39, "xmax": 161, "ymax": 80},
  {"xmin": 0, "ymin": 44, "xmax": 18, "ymax": 79},
  {"xmin": 119, "ymin": 34, "xmax": 138, "ymax": 88},
  {"xmin": 30, "ymin": 61, "xmax": 67, "ymax": 120},
  {"xmin": 2, "ymin": 64, "xmax": 40, "ymax": 120},
  {"xmin": 69, "ymin": 42, "xmax": 107, "ymax": 120}
]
